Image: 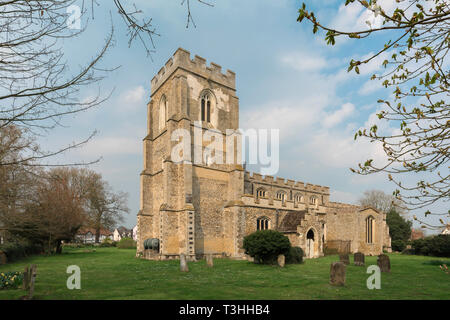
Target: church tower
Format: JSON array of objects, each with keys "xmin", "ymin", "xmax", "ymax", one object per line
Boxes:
[{"xmin": 137, "ymin": 48, "xmax": 245, "ymax": 259}]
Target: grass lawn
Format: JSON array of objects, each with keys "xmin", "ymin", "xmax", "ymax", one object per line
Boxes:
[{"xmin": 0, "ymin": 247, "xmax": 449, "ymax": 300}]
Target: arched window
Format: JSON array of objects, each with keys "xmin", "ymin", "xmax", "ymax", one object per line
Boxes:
[
  {"xmin": 276, "ymin": 191, "xmax": 287, "ymax": 203},
  {"xmin": 256, "ymin": 188, "xmax": 267, "ymax": 199},
  {"xmin": 257, "ymin": 217, "xmax": 270, "ymax": 231},
  {"xmin": 310, "ymin": 196, "xmax": 318, "ymax": 205},
  {"xmin": 200, "ymin": 92, "xmax": 212, "ymax": 123},
  {"xmin": 366, "ymin": 216, "xmax": 375, "ymax": 244},
  {"xmin": 159, "ymin": 95, "xmax": 167, "ymax": 131},
  {"xmin": 294, "ymin": 193, "xmax": 304, "ymax": 203}
]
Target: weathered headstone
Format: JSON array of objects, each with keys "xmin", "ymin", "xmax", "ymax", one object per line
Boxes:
[
  {"xmin": 22, "ymin": 264, "xmax": 37, "ymax": 300},
  {"xmin": 354, "ymin": 252, "xmax": 365, "ymax": 266},
  {"xmin": 180, "ymin": 254, "xmax": 189, "ymax": 272},
  {"xmin": 206, "ymin": 254, "xmax": 214, "ymax": 267},
  {"xmin": 277, "ymin": 254, "xmax": 285, "ymax": 268},
  {"xmin": 377, "ymin": 254, "xmax": 390, "ymax": 272},
  {"xmin": 330, "ymin": 262, "xmax": 346, "ymax": 286},
  {"xmin": 339, "ymin": 253, "xmax": 350, "ymax": 265},
  {"xmin": 0, "ymin": 251, "xmax": 7, "ymax": 265}
]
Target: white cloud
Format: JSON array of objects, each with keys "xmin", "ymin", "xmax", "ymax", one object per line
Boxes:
[
  {"xmin": 117, "ymin": 86, "xmax": 147, "ymax": 112},
  {"xmin": 330, "ymin": 190, "xmax": 358, "ymax": 204},
  {"xmin": 357, "ymin": 51, "xmax": 391, "ymax": 75},
  {"xmin": 78, "ymin": 136, "xmax": 141, "ymax": 157},
  {"xmin": 359, "ymin": 79, "xmax": 382, "ymax": 95},
  {"xmin": 331, "ymin": 0, "xmax": 406, "ymax": 32},
  {"xmin": 323, "ymin": 103, "xmax": 355, "ymax": 128},
  {"xmin": 241, "ymin": 95, "xmax": 330, "ymax": 142},
  {"xmin": 281, "ymin": 52, "xmax": 328, "ymax": 72}
]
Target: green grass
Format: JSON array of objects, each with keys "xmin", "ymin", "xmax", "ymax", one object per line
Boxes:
[{"xmin": 0, "ymin": 247, "xmax": 449, "ymax": 300}]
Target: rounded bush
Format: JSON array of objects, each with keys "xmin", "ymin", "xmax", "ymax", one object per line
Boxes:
[
  {"xmin": 391, "ymin": 239, "xmax": 407, "ymax": 252},
  {"xmin": 286, "ymin": 246, "xmax": 303, "ymax": 264},
  {"xmin": 117, "ymin": 237, "xmax": 136, "ymax": 249},
  {"xmin": 100, "ymin": 238, "xmax": 116, "ymax": 247},
  {"xmin": 243, "ymin": 230, "xmax": 291, "ymax": 264}
]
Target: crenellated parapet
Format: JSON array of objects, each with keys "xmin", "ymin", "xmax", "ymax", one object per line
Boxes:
[
  {"xmin": 151, "ymin": 48, "xmax": 236, "ymax": 96},
  {"xmin": 244, "ymin": 171, "xmax": 330, "ymax": 195}
]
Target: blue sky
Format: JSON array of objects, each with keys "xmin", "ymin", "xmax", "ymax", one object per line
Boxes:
[{"xmin": 41, "ymin": 0, "xmax": 446, "ymax": 232}]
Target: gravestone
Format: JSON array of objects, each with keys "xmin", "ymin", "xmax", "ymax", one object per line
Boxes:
[
  {"xmin": 180, "ymin": 254, "xmax": 189, "ymax": 272},
  {"xmin": 377, "ymin": 254, "xmax": 391, "ymax": 272},
  {"xmin": 0, "ymin": 251, "xmax": 7, "ymax": 265},
  {"xmin": 330, "ymin": 262, "xmax": 346, "ymax": 286},
  {"xmin": 206, "ymin": 254, "xmax": 214, "ymax": 267},
  {"xmin": 277, "ymin": 254, "xmax": 285, "ymax": 268},
  {"xmin": 339, "ymin": 253, "xmax": 350, "ymax": 265},
  {"xmin": 354, "ymin": 252, "xmax": 365, "ymax": 266},
  {"xmin": 22, "ymin": 264, "xmax": 37, "ymax": 300}
]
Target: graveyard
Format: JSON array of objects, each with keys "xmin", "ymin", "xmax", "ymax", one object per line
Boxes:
[{"xmin": 0, "ymin": 247, "xmax": 449, "ymax": 300}]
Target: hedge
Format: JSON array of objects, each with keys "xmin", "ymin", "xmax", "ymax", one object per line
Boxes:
[
  {"xmin": 117, "ymin": 237, "xmax": 136, "ymax": 249},
  {"xmin": 410, "ymin": 235, "xmax": 450, "ymax": 257},
  {"xmin": 0, "ymin": 242, "xmax": 42, "ymax": 262}
]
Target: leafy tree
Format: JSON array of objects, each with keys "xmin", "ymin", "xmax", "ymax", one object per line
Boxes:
[
  {"xmin": 386, "ymin": 209, "xmax": 412, "ymax": 251},
  {"xmin": 49, "ymin": 167, "xmax": 129, "ymax": 243},
  {"xmin": 297, "ymin": 0, "xmax": 449, "ymax": 229},
  {"xmin": 83, "ymin": 170, "xmax": 129, "ymax": 243},
  {"xmin": 358, "ymin": 189, "xmax": 406, "ymax": 214},
  {"xmin": 4, "ymin": 167, "xmax": 86, "ymax": 254}
]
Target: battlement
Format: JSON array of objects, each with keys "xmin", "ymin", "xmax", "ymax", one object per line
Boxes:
[
  {"xmin": 244, "ymin": 171, "xmax": 330, "ymax": 194},
  {"xmin": 328, "ymin": 202, "xmax": 360, "ymax": 208},
  {"xmin": 151, "ymin": 48, "xmax": 236, "ymax": 96}
]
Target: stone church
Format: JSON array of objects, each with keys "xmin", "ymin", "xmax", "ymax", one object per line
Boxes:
[{"xmin": 136, "ymin": 48, "xmax": 391, "ymax": 260}]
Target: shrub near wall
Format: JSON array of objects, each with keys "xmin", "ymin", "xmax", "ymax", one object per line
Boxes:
[
  {"xmin": 243, "ymin": 230, "xmax": 291, "ymax": 264},
  {"xmin": 286, "ymin": 247, "xmax": 303, "ymax": 264},
  {"xmin": 117, "ymin": 238, "xmax": 136, "ymax": 249}
]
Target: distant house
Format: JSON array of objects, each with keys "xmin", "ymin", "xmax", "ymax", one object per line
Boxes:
[
  {"xmin": 132, "ymin": 225, "xmax": 138, "ymax": 242},
  {"xmin": 442, "ymin": 225, "xmax": 450, "ymax": 235},
  {"xmin": 410, "ymin": 228, "xmax": 425, "ymax": 240},
  {"xmin": 113, "ymin": 226, "xmax": 133, "ymax": 242},
  {"xmin": 76, "ymin": 228, "xmax": 113, "ymax": 244}
]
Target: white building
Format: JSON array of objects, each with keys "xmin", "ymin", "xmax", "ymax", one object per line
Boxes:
[
  {"xmin": 113, "ymin": 226, "xmax": 133, "ymax": 242},
  {"xmin": 132, "ymin": 225, "xmax": 138, "ymax": 242},
  {"xmin": 76, "ymin": 228, "xmax": 113, "ymax": 243}
]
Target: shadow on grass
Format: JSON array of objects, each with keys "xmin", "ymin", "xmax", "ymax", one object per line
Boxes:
[{"xmin": 422, "ymin": 259, "xmax": 450, "ymax": 266}]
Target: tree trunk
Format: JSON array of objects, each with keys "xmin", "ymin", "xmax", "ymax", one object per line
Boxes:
[
  {"xmin": 55, "ymin": 240, "xmax": 62, "ymax": 254},
  {"xmin": 95, "ymin": 227, "xmax": 100, "ymax": 243}
]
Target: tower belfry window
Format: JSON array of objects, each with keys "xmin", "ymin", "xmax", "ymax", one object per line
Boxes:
[
  {"xmin": 159, "ymin": 95, "xmax": 167, "ymax": 131},
  {"xmin": 201, "ymin": 93, "xmax": 211, "ymax": 123}
]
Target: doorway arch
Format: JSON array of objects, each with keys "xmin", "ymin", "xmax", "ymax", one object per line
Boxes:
[{"xmin": 306, "ymin": 228, "xmax": 316, "ymax": 258}]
